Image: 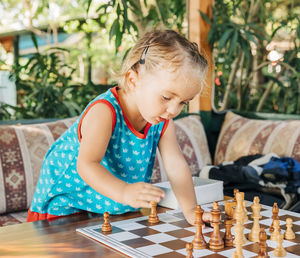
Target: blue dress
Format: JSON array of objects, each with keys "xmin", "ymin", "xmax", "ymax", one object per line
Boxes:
[{"xmin": 29, "ymin": 87, "xmax": 168, "ymax": 216}]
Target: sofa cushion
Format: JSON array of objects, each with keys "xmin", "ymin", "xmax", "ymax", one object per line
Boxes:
[
  {"xmin": 151, "ymin": 115, "xmax": 212, "ymax": 183},
  {"xmin": 0, "ymin": 117, "xmax": 77, "ymax": 214},
  {"xmin": 214, "ymin": 111, "xmax": 300, "ymax": 165}
]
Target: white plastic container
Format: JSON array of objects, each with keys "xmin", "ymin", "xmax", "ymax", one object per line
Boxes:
[{"xmin": 154, "ymin": 177, "xmax": 224, "ymax": 209}]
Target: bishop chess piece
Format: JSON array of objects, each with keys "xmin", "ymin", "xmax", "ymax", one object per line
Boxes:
[
  {"xmin": 101, "ymin": 212, "xmax": 112, "ymax": 233},
  {"xmin": 284, "ymin": 218, "xmax": 295, "ymax": 240},
  {"xmin": 224, "ymin": 218, "xmax": 234, "ymax": 247},
  {"xmin": 249, "ymin": 196, "xmax": 262, "ymax": 242},
  {"xmin": 148, "ymin": 201, "xmax": 159, "ymax": 224},
  {"xmin": 270, "ymin": 203, "xmax": 279, "ymax": 233},
  {"xmin": 209, "ymin": 202, "xmax": 224, "ymax": 250},
  {"xmin": 186, "ymin": 242, "xmax": 194, "ymax": 258},
  {"xmin": 273, "ymin": 233, "xmax": 286, "ymax": 257},
  {"xmin": 192, "ymin": 205, "xmax": 206, "ymax": 249},
  {"xmin": 258, "ymin": 228, "xmax": 269, "ymax": 258},
  {"xmin": 270, "ymin": 219, "xmax": 281, "ymax": 241}
]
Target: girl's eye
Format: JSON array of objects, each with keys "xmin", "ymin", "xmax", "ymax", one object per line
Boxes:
[
  {"xmin": 162, "ymin": 96, "xmax": 171, "ymax": 101},
  {"xmin": 181, "ymin": 101, "xmax": 188, "ymax": 105}
]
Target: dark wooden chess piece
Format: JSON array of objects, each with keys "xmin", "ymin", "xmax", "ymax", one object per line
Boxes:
[
  {"xmin": 269, "ymin": 202, "xmax": 279, "ymax": 233},
  {"xmin": 223, "ymin": 218, "xmax": 234, "ymax": 246},
  {"xmin": 258, "ymin": 228, "xmax": 269, "ymax": 258},
  {"xmin": 209, "ymin": 202, "xmax": 224, "ymax": 250},
  {"xmin": 186, "ymin": 242, "xmax": 194, "ymax": 258},
  {"xmin": 192, "ymin": 205, "xmax": 206, "ymax": 249},
  {"xmin": 148, "ymin": 201, "xmax": 159, "ymax": 224},
  {"xmin": 101, "ymin": 212, "xmax": 112, "ymax": 233}
]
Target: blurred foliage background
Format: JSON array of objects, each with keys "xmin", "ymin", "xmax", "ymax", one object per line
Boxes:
[{"xmin": 0, "ymin": 0, "xmax": 299, "ymax": 120}]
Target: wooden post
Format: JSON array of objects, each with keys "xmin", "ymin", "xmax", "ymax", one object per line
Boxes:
[{"xmin": 188, "ymin": 0, "xmax": 213, "ymax": 112}]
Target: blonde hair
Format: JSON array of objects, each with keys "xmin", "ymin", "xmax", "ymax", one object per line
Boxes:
[{"xmin": 116, "ymin": 30, "xmax": 208, "ymax": 90}]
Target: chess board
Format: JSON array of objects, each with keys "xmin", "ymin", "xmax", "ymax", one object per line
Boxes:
[{"xmin": 76, "ymin": 201, "xmax": 300, "ymax": 257}]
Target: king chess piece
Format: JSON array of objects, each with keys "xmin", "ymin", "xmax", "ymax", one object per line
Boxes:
[
  {"xmin": 209, "ymin": 202, "xmax": 224, "ymax": 250},
  {"xmin": 192, "ymin": 205, "xmax": 206, "ymax": 249},
  {"xmin": 101, "ymin": 212, "xmax": 112, "ymax": 233},
  {"xmin": 148, "ymin": 201, "xmax": 159, "ymax": 224}
]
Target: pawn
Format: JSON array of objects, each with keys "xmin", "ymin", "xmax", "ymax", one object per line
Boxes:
[
  {"xmin": 101, "ymin": 212, "xmax": 112, "ymax": 232},
  {"xmin": 224, "ymin": 218, "xmax": 234, "ymax": 247},
  {"xmin": 148, "ymin": 201, "xmax": 159, "ymax": 224},
  {"xmin": 186, "ymin": 242, "xmax": 194, "ymax": 258},
  {"xmin": 273, "ymin": 234, "xmax": 286, "ymax": 257},
  {"xmin": 284, "ymin": 218, "xmax": 295, "ymax": 240},
  {"xmin": 258, "ymin": 228, "xmax": 269, "ymax": 258},
  {"xmin": 270, "ymin": 220, "xmax": 281, "ymax": 241}
]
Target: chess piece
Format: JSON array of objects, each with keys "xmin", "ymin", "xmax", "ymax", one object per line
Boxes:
[
  {"xmin": 224, "ymin": 218, "xmax": 234, "ymax": 247},
  {"xmin": 270, "ymin": 203, "xmax": 279, "ymax": 233},
  {"xmin": 233, "ymin": 188, "xmax": 239, "ymax": 202},
  {"xmin": 186, "ymin": 242, "xmax": 194, "ymax": 258},
  {"xmin": 209, "ymin": 202, "xmax": 224, "ymax": 250},
  {"xmin": 192, "ymin": 205, "xmax": 206, "ymax": 249},
  {"xmin": 249, "ymin": 196, "xmax": 262, "ymax": 242},
  {"xmin": 148, "ymin": 201, "xmax": 159, "ymax": 224},
  {"xmin": 101, "ymin": 212, "xmax": 112, "ymax": 232},
  {"xmin": 232, "ymin": 221, "xmax": 244, "ymax": 258},
  {"xmin": 284, "ymin": 218, "xmax": 295, "ymax": 240},
  {"xmin": 258, "ymin": 228, "xmax": 269, "ymax": 258},
  {"xmin": 233, "ymin": 192, "xmax": 247, "ymax": 244},
  {"xmin": 243, "ymin": 200, "xmax": 248, "ymax": 222},
  {"xmin": 273, "ymin": 233, "xmax": 286, "ymax": 257},
  {"xmin": 225, "ymin": 201, "xmax": 235, "ymax": 218},
  {"xmin": 270, "ymin": 219, "xmax": 281, "ymax": 241}
]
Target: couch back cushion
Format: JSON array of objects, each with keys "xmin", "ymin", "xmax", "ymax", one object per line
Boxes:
[
  {"xmin": 214, "ymin": 111, "xmax": 300, "ymax": 165},
  {"xmin": 0, "ymin": 115, "xmax": 211, "ymax": 214},
  {"xmin": 0, "ymin": 117, "xmax": 77, "ymax": 214},
  {"xmin": 151, "ymin": 115, "xmax": 212, "ymax": 183}
]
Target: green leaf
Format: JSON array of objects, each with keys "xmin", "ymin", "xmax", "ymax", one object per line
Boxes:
[
  {"xmin": 218, "ymin": 29, "xmax": 233, "ymax": 49},
  {"xmin": 109, "ymin": 19, "xmax": 119, "ymax": 40},
  {"xmin": 30, "ymin": 33, "xmax": 39, "ymax": 52},
  {"xmin": 199, "ymin": 11, "xmax": 212, "ymax": 25},
  {"xmin": 228, "ymin": 30, "xmax": 238, "ymax": 57}
]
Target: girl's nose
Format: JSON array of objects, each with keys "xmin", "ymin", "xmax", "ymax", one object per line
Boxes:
[{"xmin": 166, "ymin": 104, "xmax": 182, "ymax": 118}]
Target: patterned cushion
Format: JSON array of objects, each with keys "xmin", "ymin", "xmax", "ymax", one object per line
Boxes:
[
  {"xmin": 214, "ymin": 111, "xmax": 300, "ymax": 165},
  {"xmin": 151, "ymin": 115, "xmax": 212, "ymax": 183},
  {"xmin": 0, "ymin": 117, "xmax": 77, "ymax": 214},
  {"xmin": 0, "ymin": 115, "xmax": 211, "ymax": 215}
]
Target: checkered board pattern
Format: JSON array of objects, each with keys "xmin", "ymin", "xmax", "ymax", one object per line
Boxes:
[{"xmin": 76, "ymin": 201, "xmax": 300, "ymax": 257}]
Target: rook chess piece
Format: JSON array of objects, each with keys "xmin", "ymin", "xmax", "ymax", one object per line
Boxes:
[
  {"xmin": 273, "ymin": 233, "xmax": 286, "ymax": 257},
  {"xmin": 101, "ymin": 212, "xmax": 112, "ymax": 233},
  {"xmin": 224, "ymin": 218, "xmax": 234, "ymax": 247},
  {"xmin": 209, "ymin": 202, "xmax": 224, "ymax": 250},
  {"xmin": 258, "ymin": 228, "xmax": 269, "ymax": 258},
  {"xmin": 249, "ymin": 196, "xmax": 262, "ymax": 242},
  {"xmin": 284, "ymin": 218, "xmax": 295, "ymax": 240},
  {"xmin": 186, "ymin": 242, "xmax": 194, "ymax": 258},
  {"xmin": 192, "ymin": 205, "xmax": 206, "ymax": 249},
  {"xmin": 270, "ymin": 203, "xmax": 279, "ymax": 233},
  {"xmin": 148, "ymin": 201, "xmax": 159, "ymax": 224}
]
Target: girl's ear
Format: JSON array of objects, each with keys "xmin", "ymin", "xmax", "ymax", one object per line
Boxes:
[{"xmin": 126, "ymin": 69, "xmax": 138, "ymax": 90}]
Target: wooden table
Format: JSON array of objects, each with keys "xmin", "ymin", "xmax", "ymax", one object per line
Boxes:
[{"xmin": 0, "ymin": 207, "xmax": 169, "ymax": 257}]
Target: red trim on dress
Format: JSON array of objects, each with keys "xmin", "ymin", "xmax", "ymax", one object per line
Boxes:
[
  {"xmin": 111, "ymin": 87, "xmax": 152, "ymax": 139},
  {"xmin": 77, "ymin": 99, "xmax": 116, "ymax": 142},
  {"xmin": 27, "ymin": 209, "xmax": 62, "ymax": 222},
  {"xmin": 160, "ymin": 120, "xmax": 170, "ymax": 138}
]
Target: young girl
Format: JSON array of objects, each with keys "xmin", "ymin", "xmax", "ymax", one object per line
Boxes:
[{"xmin": 28, "ymin": 29, "xmax": 210, "ymax": 225}]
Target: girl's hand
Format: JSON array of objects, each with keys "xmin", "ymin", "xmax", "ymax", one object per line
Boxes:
[
  {"xmin": 122, "ymin": 182, "xmax": 165, "ymax": 208},
  {"xmin": 184, "ymin": 209, "xmax": 212, "ymax": 226}
]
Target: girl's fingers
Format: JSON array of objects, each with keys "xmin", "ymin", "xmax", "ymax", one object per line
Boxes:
[
  {"xmin": 142, "ymin": 185, "xmax": 165, "ymax": 198},
  {"xmin": 136, "ymin": 200, "xmax": 152, "ymax": 208},
  {"xmin": 137, "ymin": 193, "xmax": 162, "ymax": 203}
]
